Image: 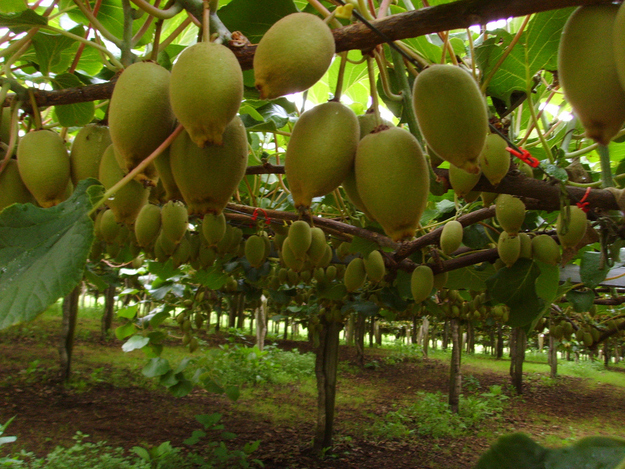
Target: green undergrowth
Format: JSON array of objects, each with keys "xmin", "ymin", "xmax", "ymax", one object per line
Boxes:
[{"xmin": 368, "ymin": 386, "xmax": 510, "ymax": 441}]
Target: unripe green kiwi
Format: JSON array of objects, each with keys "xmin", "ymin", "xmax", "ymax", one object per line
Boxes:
[
  {"xmin": 317, "ymin": 244, "xmax": 333, "ymax": 268},
  {"xmin": 495, "ymin": 194, "xmax": 525, "ymax": 236},
  {"xmin": 156, "ymin": 230, "xmax": 178, "ymax": 256},
  {"xmin": 134, "ymin": 203, "xmax": 162, "ymax": 247},
  {"xmin": 245, "ymin": 235, "xmax": 267, "ymax": 268},
  {"xmin": 326, "ymin": 265, "xmax": 337, "ymax": 282},
  {"xmin": 99, "ymin": 144, "xmax": 149, "ymax": 225},
  {"xmin": 531, "ymin": 234, "xmax": 561, "ymax": 265},
  {"xmin": 171, "ymin": 236, "xmax": 191, "ymax": 267},
  {"xmin": 478, "ymin": 133, "xmax": 510, "ymax": 186},
  {"xmin": 440, "ymin": 220, "xmax": 463, "ymax": 255},
  {"xmin": 364, "ymin": 250, "xmax": 385, "ymax": 283},
  {"xmin": 481, "ymin": 192, "xmax": 498, "ymax": 208},
  {"xmin": 286, "ymin": 102, "xmax": 359, "ymax": 209},
  {"xmin": 411, "ymin": 265, "xmax": 434, "ymax": 303},
  {"xmin": 254, "ymin": 12, "xmax": 335, "ymax": 100},
  {"xmin": 215, "ymin": 224, "xmax": 234, "ymax": 254},
  {"xmin": 282, "ymin": 237, "xmax": 305, "ymax": 272},
  {"xmin": 358, "ymin": 112, "xmax": 393, "ymax": 139},
  {"xmin": 0, "ymin": 159, "xmax": 36, "ymax": 212},
  {"xmin": 355, "ymin": 126, "xmax": 429, "ymax": 242},
  {"xmin": 170, "ymin": 42, "xmax": 243, "ymax": 147},
  {"xmin": 70, "ymin": 124, "xmax": 112, "ymax": 185},
  {"xmin": 17, "ymin": 129, "xmax": 70, "ymax": 208},
  {"xmin": 100, "ymin": 209, "xmax": 121, "ymax": 244},
  {"xmin": 412, "ymin": 65, "xmax": 488, "ymax": 174},
  {"xmin": 559, "ymin": 5, "xmax": 625, "ymax": 145},
  {"xmin": 344, "ymin": 257, "xmax": 367, "ymax": 292},
  {"xmin": 519, "ymin": 232, "xmax": 533, "ymax": 259},
  {"xmin": 161, "ymin": 200, "xmax": 188, "ymax": 244},
  {"xmin": 497, "ymin": 231, "xmax": 521, "ymax": 267},
  {"xmin": 306, "ymin": 227, "xmax": 327, "ymax": 265},
  {"xmin": 170, "ymin": 117, "xmax": 248, "ymax": 216},
  {"xmin": 199, "ymin": 244, "xmax": 217, "ymax": 268},
  {"xmin": 108, "ymin": 61, "xmax": 175, "ymax": 186},
  {"xmin": 614, "ymin": 3, "xmax": 625, "ymax": 93},
  {"xmin": 288, "ymin": 220, "xmax": 312, "ymax": 259},
  {"xmin": 202, "ymin": 213, "xmax": 226, "ymax": 247},
  {"xmin": 449, "ymin": 164, "xmax": 481, "ymax": 198},
  {"xmin": 153, "ymin": 148, "xmax": 183, "ymax": 202},
  {"xmin": 0, "ymin": 107, "xmax": 11, "ymax": 144},
  {"xmin": 557, "ymin": 205, "xmax": 588, "ymax": 249},
  {"xmin": 341, "ymin": 168, "xmax": 376, "ymax": 221}
]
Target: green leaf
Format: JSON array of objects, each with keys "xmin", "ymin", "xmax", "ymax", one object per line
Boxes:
[
  {"xmin": 83, "ymin": 268, "xmax": 108, "ymax": 292},
  {"xmin": 147, "ymin": 259, "xmax": 181, "ymax": 280},
  {"xmin": 117, "ymin": 304, "xmax": 139, "ymax": 319},
  {"xmin": 318, "ymin": 283, "xmax": 347, "ymax": 300},
  {"xmin": 0, "ymin": 0, "xmax": 27, "ymax": 14},
  {"xmin": 541, "ymin": 161, "xmax": 568, "ymax": 182},
  {"xmin": 535, "ymin": 261, "xmax": 560, "ymax": 306},
  {"xmin": 31, "ymin": 30, "xmax": 77, "ymax": 76},
  {"xmin": 225, "ymin": 385, "xmax": 240, "ymax": 402},
  {"xmin": 115, "ymin": 321, "xmax": 136, "ymax": 340},
  {"xmin": 51, "ymin": 73, "xmax": 95, "ymax": 127},
  {"xmin": 580, "ymin": 252, "xmax": 610, "ymax": 289},
  {"xmin": 0, "ymin": 9, "xmax": 47, "ymax": 33},
  {"xmin": 446, "ymin": 263, "xmax": 496, "ymax": 292},
  {"xmin": 184, "ymin": 430, "xmax": 207, "ymax": 446},
  {"xmin": 545, "ymin": 436, "xmax": 625, "ymax": 469},
  {"xmin": 193, "ymin": 264, "xmax": 229, "ymax": 289},
  {"xmin": 122, "ymin": 334, "xmax": 149, "ymax": 352},
  {"xmin": 477, "ymin": 9, "xmax": 573, "ymax": 104},
  {"xmin": 0, "ymin": 180, "xmax": 100, "ymax": 330},
  {"xmin": 349, "ymin": 236, "xmax": 379, "ymax": 257},
  {"xmin": 169, "ymin": 378, "xmax": 193, "ymax": 397},
  {"xmin": 142, "ymin": 357, "xmax": 170, "ymax": 378},
  {"xmin": 474, "ymin": 432, "xmax": 547, "ymax": 469},
  {"xmin": 566, "ymin": 290, "xmax": 595, "ymax": 313},
  {"xmin": 486, "ymin": 259, "xmax": 544, "ymax": 327},
  {"xmin": 219, "ymin": 0, "xmax": 298, "ymax": 44}
]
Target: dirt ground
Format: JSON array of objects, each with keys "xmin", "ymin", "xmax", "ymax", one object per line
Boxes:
[{"xmin": 1, "ymin": 333, "xmax": 625, "ymax": 469}]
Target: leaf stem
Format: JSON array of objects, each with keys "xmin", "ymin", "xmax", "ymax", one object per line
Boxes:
[
  {"xmin": 129, "ymin": 0, "xmax": 182, "ymax": 19},
  {"xmin": 598, "ymin": 145, "xmax": 614, "ymax": 188},
  {"xmin": 72, "ymin": 0, "xmax": 123, "ymax": 48}
]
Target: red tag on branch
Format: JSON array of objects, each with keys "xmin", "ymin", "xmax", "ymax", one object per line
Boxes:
[
  {"xmin": 506, "ymin": 147, "xmax": 540, "ymax": 168},
  {"xmin": 576, "ymin": 187, "xmax": 592, "ymax": 213}
]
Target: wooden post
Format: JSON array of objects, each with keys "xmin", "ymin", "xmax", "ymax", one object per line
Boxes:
[
  {"xmin": 59, "ymin": 284, "xmax": 81, "ymax": 382},
  {"xmin": 448, "ymin": 319, "xmax": 462, "ymax": 413}
]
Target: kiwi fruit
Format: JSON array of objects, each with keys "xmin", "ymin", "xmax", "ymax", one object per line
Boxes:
[
  {"xmin": 288, "ymin": 220, "xmax": 312, "ymax": 259},
  {"xmin": 70, "ymin": 123, "xmax": 112, "ymax": 185},
  {"xmin": 161, "ymin": 200, "xmax": 188, "ymax": 244},
  {"xmin": 202, "ymin": 212, "xmax": 227, "ymax": 247},
  {"xmin": 108, "ymin": 61, "xmax": 176, "ymax": 186},
  {"xmin": 170, "ymin": 42, "xmax": 243, "ymax": 147},
  {"xmin": 134, "ymin": 203, "xmax": 162, "ymax": 247},
  {"xmin": 254, "ymin": 12, "xmax": 335, "ymax": 100},
  {"xmin": 440, "ymin": 220, "xmax": 463, "ymax": 256},
  {"xmin": 245, "ymin": 234, "xmax": 267, "ymax": 268},
  {"xmin": 153, "ymin": 148, "xmax": 183, "ymax": 202},
  {"xmin": 559, "ymin": 5, "xmax": 625, "ymax": 145},
  {"xmin": 411, "ymin": 265, "xmax": 434, "ymax": 303},
  {"xmin": 557, "ymin": 205, "xmax": 588, "ymax": 249},
  {"xmin": 98, "ymin": 144, "xmax": 149, "ymax": 225},
  {"xmin": 355, "ymin": 126, "xmax": 429, "ymax": 242},
  {"xmin": 170, "ymin": 117, "xmax": 248, "ymax": 216},
  {"xmin": 344, "ymin": 257, "xmax": 367, "ymax": 292},
  {"xmin": 364, "ymin": 250, "xmax": 385, "ymax": 283},
  {"xmin": 17, "ymin": 129, "xmax": 70, "ymax": 208},
  {"xmin": 478, "ymin": 133, "xmax": 510, "ymax": 186},
  {"xmin": 285, "ymin": 102, "xmax": 359, "ymax": 210},
  {"xmin": 412, "ymin": 64, "xmax": 488, "ymax": 174},
  {"xmin": 0, "ymin": 159, "xmax": 36, "ymax": 212},
  {"xmin": 532, "ymin": 234, "xmax": 560, "ymax": 266},
  {"xmin": 449, "ymin": 163, "xmax": 481, "ymax": 198},
  {"xmin": 495, "ymin": 194, "xmax": 526, "ymax": 236},
  {"xmin": 497, "ymin": 231, "xmax": 521, "ymax": 267}
]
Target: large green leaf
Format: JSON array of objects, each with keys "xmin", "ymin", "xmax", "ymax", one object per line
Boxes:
[
  {"xmin": 51, "ymin": 73, "xmax": 95, "ymax": 127},
  {"xmin": 476, "ymin": 9, "xmax": 574, "ymax": 104},
  {"xmin": 580, "ymin": 251, "xmax": 610, "ymax": 288},
  {"xmin": 219, "ymin": 0, "xmax": 298, "ymax": 44},
  {"xmin": 446, "ymin": 263, "xmax": 495, "ymax": 292},
  {"xmin": 474, "ymin": 433, "xmax": 547, "ymax": 469},
  {"xmin": 486, "ymin": 259, "xmax": 544, "ymax": 327},
  {"xmin": 0, "ymin": 9, "xmax": 47, "ymax": 33},
  {"xmin": 0, "ymin": 180, "xmax": 101, "ymax": 330},
  {"xmin": 0, "ymin": 0, "xmax": 27, "ymax": 14},
  {"xmin": 31, "ymin": 30, "xmax": 78, "ymax": 76}
]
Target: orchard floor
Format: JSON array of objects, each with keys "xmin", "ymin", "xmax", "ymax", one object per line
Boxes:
[{"xmin": 1, "ymin": 331, "xmax": 625, "ymax": 469}]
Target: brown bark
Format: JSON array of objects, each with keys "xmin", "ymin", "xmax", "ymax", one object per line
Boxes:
[
  {"xmin": 449, "ymin": 319, "xmax": 462, "ymax": 414},
  {"xmin": 314, "ymin": 319, "xmax": 342, "ymax": 454},
  {"xmin": 101, "ymin": 285, "xmax": 116, "ymax": 339},
  {"xmin": 59, "ymin": 284, "xmax": 81, "ymax": 383},
  {"xmin": 549, "ymin": 334, "xmax": 558, "ymax": 378},
  {"xmin": 354, "ymin": 313, "xmax": 366, "ymax": 366}
]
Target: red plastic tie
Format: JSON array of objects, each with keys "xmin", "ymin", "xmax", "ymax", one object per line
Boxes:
[
  {"xmin": 576, "ymin": 187, "xmax": 592, "ymax": 213},
  {"xmin": 250, "ymin": 208, "xmax": 271, "ymax": 225},
  {"xmin": 506, "ymin": 146, "xmax": 540, "ymax": 168}
]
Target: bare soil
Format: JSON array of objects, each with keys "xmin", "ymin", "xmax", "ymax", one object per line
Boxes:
[{"xmin": 1, "ymin": 332, "xmax": 625, "ymax": 469}]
